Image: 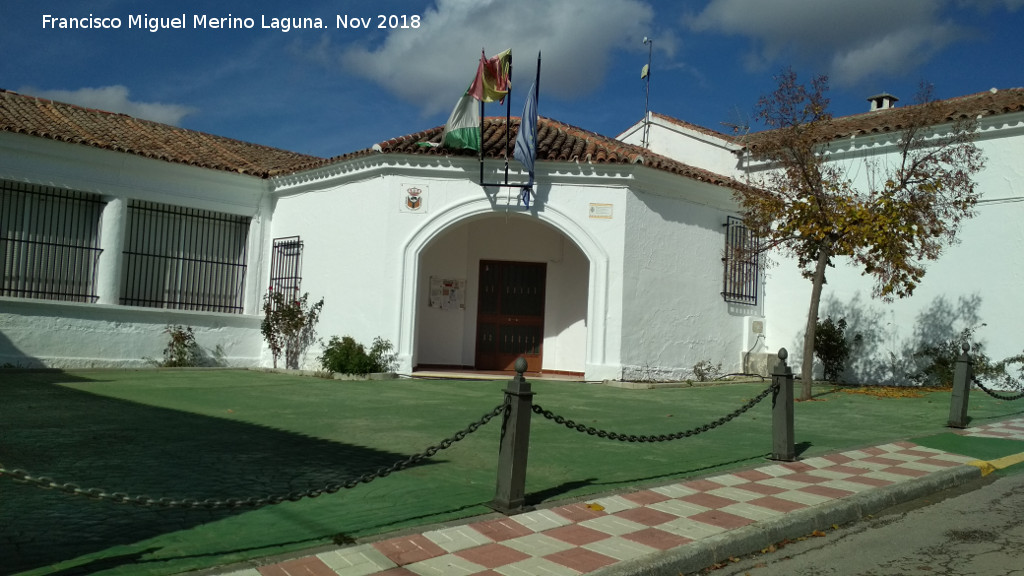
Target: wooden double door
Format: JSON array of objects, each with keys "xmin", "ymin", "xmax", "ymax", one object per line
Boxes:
[{"xmin": 475, "ymin": 260, "xmax": 546, "ymax": 371}]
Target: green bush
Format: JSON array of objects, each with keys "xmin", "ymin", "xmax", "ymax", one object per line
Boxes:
[
  {"xmin": 319, "ymin": 335, "xmax": 397, "ymax": 376},
  {"xmin": 691, "ymin": 360, "xmax": 722, "ymax": 382},
  {"xmin": 912, "ymin": 326, "xmax": 999, "ymax": 387},
  {"xmin": 814, "ymin": 316, "xmax": 860, "ymax": 382},
  {"xmin": 161, "ymin": 325, "xmax": 200, "ymax": 367},
  {"xmin": 261, "ymin": 290, "xmax": 324, "ymax": 369}
]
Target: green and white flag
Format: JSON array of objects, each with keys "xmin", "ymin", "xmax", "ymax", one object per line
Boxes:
[{"xmin": 440, "ymin": 91, "xmax": 480, "ymax": 151}]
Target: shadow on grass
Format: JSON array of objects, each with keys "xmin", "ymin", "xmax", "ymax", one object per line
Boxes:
[{"xmin": 0, "ymin": 372, "xmax": 422, "ymax": 574}]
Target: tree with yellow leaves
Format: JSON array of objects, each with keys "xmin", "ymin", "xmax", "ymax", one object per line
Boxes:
[{"xmin": 738, "ymin": 69, "xmax": 985, "ymax": 400}]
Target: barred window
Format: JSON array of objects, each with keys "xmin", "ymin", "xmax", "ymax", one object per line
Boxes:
[
  {"xmin": 269, "ymin": 236, "xmax": 303, "ymax": 302},
  {"xmin": 0, "ymin": 180, "xmax": 104, "ymax": 302},
  {"xmin": 722, "ymin": 216, "xmax": 759, "ymax": 306},
  {"xmin": 121, "ymin": 200, "xmax": 249, "ymax": 313}
]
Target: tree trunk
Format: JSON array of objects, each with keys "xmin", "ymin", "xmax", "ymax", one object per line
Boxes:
[{"xmin": 801, "ymin": 248, "xmax": 830, "ymax": 400}]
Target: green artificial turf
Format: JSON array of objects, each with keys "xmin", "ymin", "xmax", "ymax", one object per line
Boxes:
[{"xmin": 2, "ymin": 370, "xmax": 1021, "ymax": 575}]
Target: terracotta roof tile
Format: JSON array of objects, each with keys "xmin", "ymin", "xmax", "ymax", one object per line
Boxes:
[
  {"xmin": 0, "ymin": 88, "xmax": 323, "ymax": 178},
  {"xmin": 742, "ymin": 87, "xmax": 1024, "ymax": 151},
  {"xmin": 309, "ymin": 116, "xmax": 747, "ymax": 191},
  {"xmin": 0, "ymin": 87, "xmax": 749, "ymax": 193}
]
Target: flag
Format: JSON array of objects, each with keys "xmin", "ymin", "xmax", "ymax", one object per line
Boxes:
[
  {"xmin": 440, "ymin": 90, "xmax": 480, "ymax": 151},
  {"xmin": 469, "ymin": 49, "xmax": 512, "ymax": 104},
  {"xmin": 514, "ymin": 55, "xmax": 540, "ymax": 208},
  {"xmin": 514, "ymin": 81, "xmax": 537, "ymax": 180}
]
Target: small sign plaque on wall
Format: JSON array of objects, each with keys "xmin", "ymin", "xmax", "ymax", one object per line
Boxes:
[{"xmin": 588, "ymin": 203, "xmax": 613, "ymax": 219}]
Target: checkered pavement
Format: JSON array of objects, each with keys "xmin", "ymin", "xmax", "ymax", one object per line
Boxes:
[
  {"xmin": 220, "ymin": 440, "xmax": 977, "ymax": 576},
  {"xmin": 955, "ymin": 416, "xmax": 1024, "ymax": 442}
]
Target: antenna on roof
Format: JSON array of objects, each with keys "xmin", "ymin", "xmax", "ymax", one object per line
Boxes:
[
  {"xmin": 641, "ymin": 37, "xmax": 652, "ymax": 149},
  {"xmin": 720, "ymin": 106, "xmax": 750, "ymax": 137}
]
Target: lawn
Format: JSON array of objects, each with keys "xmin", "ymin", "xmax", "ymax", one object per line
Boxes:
[{"xmin": 1, "ymin": 369, "xmax": 1021, "ymax": 575}]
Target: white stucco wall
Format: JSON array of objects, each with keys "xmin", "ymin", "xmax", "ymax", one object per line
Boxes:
[
  {"xmin": 618, "ymin": 180, "xmax": 762, "ymax": 380},
  {"xmin": 759, "ymin": 113, "xmax": 1024, "ymax": 383},
  {"xmin": 0, "ymin": 298, "xmax": 261, "ymax": 368}
]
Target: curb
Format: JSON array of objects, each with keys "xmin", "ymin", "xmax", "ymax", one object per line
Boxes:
[{"xmin": 589, "ymin": 464, "xmax": 984, "ymax": 576}]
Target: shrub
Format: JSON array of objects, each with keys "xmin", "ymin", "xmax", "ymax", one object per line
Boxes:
[
  {"xmin": 261, "ymin": 289, "xmax": 324, "ymax": 369},
  {"xmin": 912, "ymin": 326, "xmax": 999, "ymax": 387},
  {"xmin": 691, "ymin": 360, "xmax": 722, "ymax": 382},
  {"xmin": 161, "ymin": 325, "xmax": 200, "ymax": 367},
  {"xmin": 319, "ymin": 335, "xmax": 397, "ymax": 375},
  {"xmin": 814, "ymin": 316, "xmax": 860, "ymax": 382}
]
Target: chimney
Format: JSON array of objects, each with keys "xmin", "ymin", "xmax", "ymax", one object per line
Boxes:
[{"xmin": 867, "ymin": 93, "xmax": 899, "ymax": 111}]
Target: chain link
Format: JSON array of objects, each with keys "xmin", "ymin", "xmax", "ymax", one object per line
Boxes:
[
  {"xmin": 532, "ymin": 382, "xmax": 778, "ymax": 442},
  {"xmin": 0, "ymin": 402, "xmax": 507, "ymax": 510},
  {"xmin": 973, "ymin": 376, "xmax": 1024, "ymax": 401}
]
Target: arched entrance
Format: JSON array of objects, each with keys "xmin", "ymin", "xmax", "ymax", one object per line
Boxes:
[{"xmin": 394, "ymin": 196, "xmax": 611, "ymax": 378}]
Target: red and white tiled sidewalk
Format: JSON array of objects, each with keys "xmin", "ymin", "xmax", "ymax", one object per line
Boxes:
[
  {"xmin": 218, "ymin": 435, "xmax": 992, "ymax": 576},
  {"xmin": 955, "ymin": 416, "xmax": 1024, "ymax": 441}
]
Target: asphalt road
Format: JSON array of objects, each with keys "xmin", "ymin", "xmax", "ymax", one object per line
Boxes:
[{"xmin": 708, "ymin": 472, "xmax": 1024, "ymax": 576}]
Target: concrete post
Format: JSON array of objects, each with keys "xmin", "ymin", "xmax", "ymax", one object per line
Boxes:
[
  {"xmin": 948, "ymin": 344, "xmax": 974, "ymax": 429},
  {"xmin": 771, "ymin": 348, "xmax": 796, "ymax": 461},
  {"xmin": 490, "ymin": 357, "xmax": 534, "ymax": 514}
]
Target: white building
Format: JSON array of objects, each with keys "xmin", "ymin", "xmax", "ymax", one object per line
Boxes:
[
  {"xmin": 3, "ymin": 86, "xmax": 1022, "ymax": 383},
  {"xmin": 622, "ymin": 88, "xmax": 1024, "ymax": 383},
  {"xmin": 0, "ymin": 90, "xmax": 759, "ymax": 381}
]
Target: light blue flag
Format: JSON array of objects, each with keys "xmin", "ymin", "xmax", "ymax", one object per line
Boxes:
[{"xmin": 514, "ymin": 80, "xmax": 537, "ymax": 208}]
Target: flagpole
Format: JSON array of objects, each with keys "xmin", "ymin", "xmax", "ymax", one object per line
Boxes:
[
  {"xmin": 504, "ymin": 54, "xmax": 512, "ymax": 186},
  {"xmin": 479, "ymin": 97, "xmax": 484, "ymax": 186}
]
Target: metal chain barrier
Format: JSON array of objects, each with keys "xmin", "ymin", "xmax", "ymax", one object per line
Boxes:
[
  {"xmin": 0, "ymin": 402, "xmax": 507, "ymax": 510},
  {"xmin": 532, "ymin": 381, "xmax": 778, "ymax": 442},
  {"xmin": 973, "ymin": 376, "xmax": 1024, "ymax": 401}
]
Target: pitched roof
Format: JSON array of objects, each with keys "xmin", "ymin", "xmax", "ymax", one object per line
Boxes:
[
  {"xmin": 649, "ymin": 112, "xmax": 739, "ymax": 142},
  {"xmin": 316, "ymin": 116, "xmax": 748, "ymax": 191},
  {"xmin": 0, "ymin": 88, "xmax": 323, "ymax": 178},
  {"xmin": 0, "ymin": 87, "xmax": 748, "ymax": 191},
  {"xmin": 742, "ymin": 87, "xmax": 1024, "ymax": 151}
]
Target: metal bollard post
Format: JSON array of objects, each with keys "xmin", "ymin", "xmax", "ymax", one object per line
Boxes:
[
  {"xmin": 771, "ymin": 348, "xmax": 796, "ymax": 461},
  {"xmin": 489, "ymin": 357, "xmax": 534, "ymax": 514},
  {"xmin": 948, "ymin": 343, "xmax": 974, "ymax": 429}
]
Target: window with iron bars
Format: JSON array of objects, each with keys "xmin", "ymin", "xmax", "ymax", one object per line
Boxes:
[
  {"xmin": 268, "ymin": 236, "xmax": 303, "ymax": 304},
  {"xmin": 722, "ymin": 216, "xmax": 759, "ymax": 306},
  {"xmin": 120, "ymin": 200, "xmax": 250, "ymax": 313},
  {"xmin": 0, "ymin": 180, "xmax": 104, "ymax": 302}
]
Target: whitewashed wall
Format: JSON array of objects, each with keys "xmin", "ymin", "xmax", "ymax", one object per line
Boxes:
[
  {"xmin": 619, "ymin": 179, "xmax": 763, "ymax": 380},
  {"xmin": 0, "ymin": 298, "xmax": 260, "ymax": 368},
  {"xmin": 758, "ymin": 113, "xmax": 1024, "ymax": 383}
]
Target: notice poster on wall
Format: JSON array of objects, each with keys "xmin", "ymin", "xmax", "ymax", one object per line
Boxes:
[{"xmin": 429, "ymin": 277, "xmax": 465, "ymax": 310}]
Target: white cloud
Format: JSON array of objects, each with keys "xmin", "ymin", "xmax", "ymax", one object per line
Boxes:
[
  {"xmin": 15, "ymin": 85, "xmax": 196, "ymax": 126},
  {"xmin": 339, "ymin": 0, "xmax": 656, "ymax": 115},
  {"xmin": 688, "ymin": 0, "xmax": 961, "ymax": 85}
]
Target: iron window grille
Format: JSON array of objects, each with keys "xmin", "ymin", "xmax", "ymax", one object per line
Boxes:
[
  {"xmin": 268, "ymin": 236, "xmax": 303, "ymax": 304},
  {"xmin": 0, "ymin": 180, "xmax": 104, "ymax": 302},
  {"xmin": 120, "ymin": 200, "xmax": 250, "ymax": 313},
  {"xmin": 722, "ymin": 216, "xmax": 760, "ymax": 306}
]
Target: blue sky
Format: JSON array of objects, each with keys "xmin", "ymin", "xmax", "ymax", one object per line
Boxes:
[{"xmin": 3, "ymin": 0, "xmax": 1023, "ymax": 158}]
